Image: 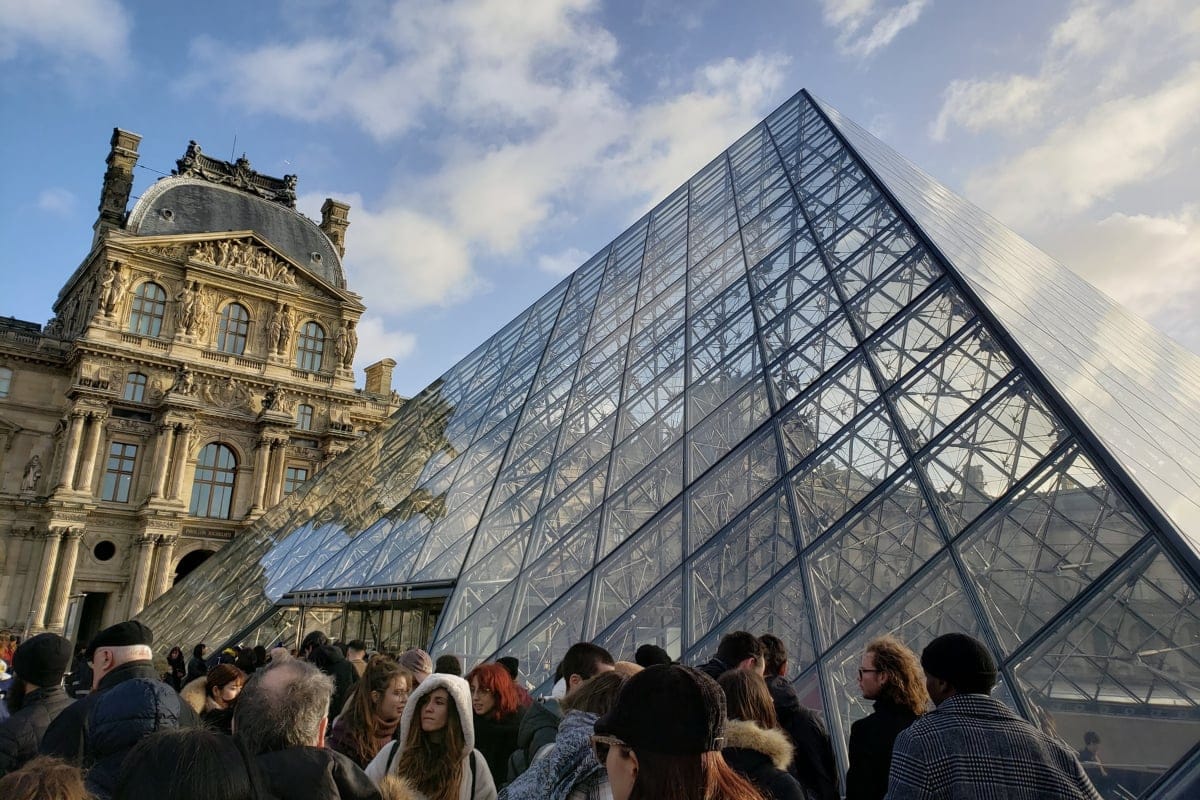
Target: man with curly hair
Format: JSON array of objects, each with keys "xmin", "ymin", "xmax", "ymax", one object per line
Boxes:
[{"xmin": 846, "ymin": 636, "xmax": 928, "ymax": 800}]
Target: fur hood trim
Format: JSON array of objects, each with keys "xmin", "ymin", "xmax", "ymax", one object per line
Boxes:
[
  {"xmin": 724, "ymin": 719, "xmax": 793, "ymax": 771},
  {"xmin": 397, "ymin": 673, "xmax": 475, "ymax": 752},
  {"xmin": 180, "ymin": 675, "xmax": 208, "ymax": 714},
  {"xmin": 378, "ymin": 773, "xmax": 423, "ymax": 800}
]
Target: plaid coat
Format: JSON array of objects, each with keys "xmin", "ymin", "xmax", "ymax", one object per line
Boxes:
[{"xmin": 884, "ymin": 694, "xmax": 1101, "ymax": 800}]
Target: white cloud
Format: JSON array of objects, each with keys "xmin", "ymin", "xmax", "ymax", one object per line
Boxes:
[
  {"xmin": 538, "ymin": 247, "xmax": 591, "ymax": 276},
  {"xmin": 1038, "ymin": 206, "xmax": 1200, "ymax": 352},
  {"xmin": 222, "ymin": 3, "xmax": 789, "ymax": 317},
  {"xmin": 930, "ymin": 75, "xmax": 1052, "ymax": 141},
  {"xmin": 340, "ymin": 199, "xmax": 479, "ymax": 314},
  {"xmin": 352, "ymin": 315, "xmax": 417, "ymax": 376},
  {"xmin": 819, "ymin": 0, "xmax": 930, "ymax": 58},
  {"xmin": 36, "ymin": 188, "xmax": 76, "ymax": 216},
  {"xmin": 0, "ymin": 0, "xmax": 131, "ymax": 71},
  {"xmin": 966, "ymin": 65, "xmax": 1200, "ymax": 227}
]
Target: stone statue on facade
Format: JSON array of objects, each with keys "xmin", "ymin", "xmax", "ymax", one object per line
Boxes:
[
  {"xmin": 262, "ymin": 384, "xmax": 279, "ymax": 412},
  {"xmin": 20, "ymin": 455, "xmax": 42, "ymax": 493},
  {"xmin": 175, "ymin": 281, "xmax": 200, "ymax": 334},
  {"xmin": 170, "ymin": 366, "xmax": 196, "ymax": 396},
  {"xmin": 277, "ymin": 304, "xmax": 294, "ymax": 354},
  {"xmin": 100, "ymin": 263, "xmax": 122, "ymax": 316},
  {"xmin": 342, "ymin": 320, "xmax": 358, "ymax": 369}
]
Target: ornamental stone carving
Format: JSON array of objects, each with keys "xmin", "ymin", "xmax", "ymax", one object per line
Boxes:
[
  {"xmin": 201, "ymin": 375, "xmax": 254, "ymax": 413},
  {"xmin": 174, "ymin": 280, "xmax": 202, "ymax": 334},
  {"xmin": 190, "ymin": 238, "xmax": 297, "ymax": 287},
  {"xmin": 21, "ymin": 454, "xmax": 42, "ymax": 492}
]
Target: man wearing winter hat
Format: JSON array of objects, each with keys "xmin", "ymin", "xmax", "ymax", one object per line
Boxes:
[
  {"xmin": 886, "ymin": 632, "xmax": 1100, "ymax": 800},
  {"xmin": 39, "ymin": 620, "xmax": 199, "ymax": 765},
  {"xmin": 0, "ymin": 633, "xmax": 75, "ymax": 776}
]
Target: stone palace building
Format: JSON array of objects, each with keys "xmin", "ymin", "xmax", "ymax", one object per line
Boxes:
[{"xmin": 0, "ymin": 130, "xmax": 401, "ymax": 644}]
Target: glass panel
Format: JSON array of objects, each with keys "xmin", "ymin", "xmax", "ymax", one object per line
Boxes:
[
  {"xmin": 808, "ymin": 471, "xmax": 944, "ymax": 647},
  {"xmin": 687, "ymin": 427, "xmax": 781, "ymax": 554},
  {"xmin": 766, "ymin": 314, "xmax": 858, "ymax": 408},
  {"xmin": 959, "ymin": 446, "xmax": 1151, "ymax": 654},
  {"xmin": 590, "ymin": 507, "xmax": 684, "ymax": 636},
  {"xmin": 601, "ymin": 442, "xmax": 683, "ymax": 559},
  {"xmin": 866, "ymin": 283, "xmax": 974, "ymax": 387},
  {"xmin": 510, "ymin": 510, "xmax": 601, "ymax": 636},
  {"xmin": 688, "ymin": 377, "xmax": 772, "ymax": 481},
  {"xmin": 1013, "ymin": 546, "xmax": 1200, "ymax": 797},
  {"xmin": 499, "ymin": 577, "xmax": 591, "ymax": 694},
  {"xmin": 790, "ymin": 405, "xmax": 907, "ymax": 546},
  {"xmin": 920, "ymin": 377, "xmax": 1068, "ymax": 536},
  {"xmin": 689, "ymin": 486, "xmax": 797, "ymax": 644},
  {"xmin": 777, "ymin": 355, "xmax": 879, "ymax": 468},
  {"xmin": 595, "ymin": 569, "xmax": 684, "ymax": 662}
]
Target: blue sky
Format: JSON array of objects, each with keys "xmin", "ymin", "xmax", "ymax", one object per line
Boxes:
[{"xmin": 2, "ymin": 0, "xmax": 1197, "ymax": 396}]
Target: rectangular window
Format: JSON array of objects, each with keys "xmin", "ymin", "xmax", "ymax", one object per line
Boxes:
[
  {"xmin": 284, "ymin": 466, "xmax": 309, "ymax": 495},
  {"xmin": 101, "ymin": 442, "xmax": 138, "ymax": 503},
  {"xmin": 0, "ymin": 367, "xmax": 12, "ymax": 398}
]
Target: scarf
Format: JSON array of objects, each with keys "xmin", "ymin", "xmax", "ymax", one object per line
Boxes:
[{"xmin": 500, "ymin": 710, "xmax": 603, "ymax": 800}]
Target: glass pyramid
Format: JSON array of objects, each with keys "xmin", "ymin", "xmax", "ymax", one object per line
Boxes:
[{"xmin": 138, "ymin": 90, "xmax": 1200, "ymax": 796}]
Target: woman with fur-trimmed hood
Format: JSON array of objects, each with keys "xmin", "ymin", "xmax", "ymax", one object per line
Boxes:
[
  {"xmin": 718, "ymin": 670, "xmax": 810, "ymax": 800},
  {"xmin": 365, "ymin": 672, "xmax": 497, "ymax": 800}
]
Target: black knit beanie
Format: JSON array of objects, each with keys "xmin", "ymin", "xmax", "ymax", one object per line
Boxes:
[{"xmin": 921, "ymin": 633, "xmax": 997, "ymax": 694}]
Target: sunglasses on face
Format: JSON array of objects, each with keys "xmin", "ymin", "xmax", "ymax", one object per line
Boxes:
[{"xmin": 590, "ymin": 734, "xmax": 630, "ymax": 764}]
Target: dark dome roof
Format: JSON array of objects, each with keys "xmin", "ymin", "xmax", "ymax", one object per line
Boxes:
[{"xmin": 126, "ymin": 177, "xmax": 345, "ymax": 288}]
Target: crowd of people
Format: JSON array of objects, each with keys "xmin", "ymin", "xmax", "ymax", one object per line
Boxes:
[{"xmin": 0, "ymin": 620, "xmax": 1105, "ymax": 799}]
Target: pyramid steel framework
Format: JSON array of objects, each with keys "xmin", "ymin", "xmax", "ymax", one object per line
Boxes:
[{"xmin": 139, "ymin": 90, "xmax": 1200, "ymax": 795}]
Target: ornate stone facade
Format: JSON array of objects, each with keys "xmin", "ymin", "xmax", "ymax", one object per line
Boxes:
[{"xmin": 0, "ymin": 129, "xmax": 402, "ymax": 642}]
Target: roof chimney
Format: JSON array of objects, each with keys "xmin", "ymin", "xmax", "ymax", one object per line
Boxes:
[
  {"xmin": 93, "ymin": 128, "xmax": 141, "ymax": 248},
  {"xmin": 364, "ymin": 358, "xmax": 396, "ymax": 397},
  {"xmin": 320, "ymin": 198, "xmax": 351, "ymax": 258}
]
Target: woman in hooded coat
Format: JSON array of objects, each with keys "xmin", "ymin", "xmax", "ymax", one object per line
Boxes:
[
  {"xmin": 364, "ymin": 673, "xmax": 497, "ymax": 800},
  {"xmin": 718, "ymin": 670, "xmax": 808, "ymax": 800}
]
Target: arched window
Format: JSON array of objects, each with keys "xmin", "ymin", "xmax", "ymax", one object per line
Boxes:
[
  {"xmin": 296, "ymin": 403, "xmax": 314, "ymax": 431},
  {"xmin": 296, "ymin": 322, "xmax": 325, "ymax": 372},
  {"xmin": 217, "ymin": 303, "xmax": 251, "ymax": 355},
  {"xmin": 0, "ymin": 366, "xmax": 11, "ymax": 398},
  {"xmin": 129, "ymin": 282, "xmax": 167, "ymax": 337},
  {"xmin": 123, "ymin": 372, "xmax": 147, "ymax": 402},
  {"xmin": 189, "ymin": 443, "xmax": 237, "ymax": 519}
]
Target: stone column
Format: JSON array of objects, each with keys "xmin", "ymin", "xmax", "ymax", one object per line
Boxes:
[
  {"xmin": 55, "ymin": 413, "xmax": 86, "ymax": 490},
  {"xmin": 126, "ymin": 534, "xmax": 156, "ymax": 617},
  {"xmin": 149, "ymin": 424, "xmax": 176, "ymax": 499},
  {"xmin": 266, "ymin": 439, "xmax": 287, "ymax": 507},
  {"xmin": 149, "ymin": 535, "xmax": 178, "ymax": 602},
  {"xmin": 74, "ymin": 413, "xmax": 107, "ymax": 494},
  {"xmin": 250, "ymin": 437, "xmax": 271, "ymax": 512},
  {"xmin": 2, "ymin": 530, "xmax": 28, "ymax": 615},
  {"xmin": 27, "ymin": 529, "xmax": 63, "ymax": 630},
  {"xmin": 46, "ymin": 529, "xmax": 85, "ymax": 630},
  {"xmin": 168, "ymin": 425, "xmax": 192, "ymax": 500}
]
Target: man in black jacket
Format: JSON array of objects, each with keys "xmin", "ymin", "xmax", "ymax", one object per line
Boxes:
[
  {"xmin": 236, "ymin": 658, "xmax": 380, "ymax": 800},
  {"xmin": 0, "ymin": 632, "xmax": 75, "ymax": 776},
  {"xmin": 845, "ymin": 635, "xmax": 926, "ymax": 800},
  {"xmin": 697, "ymin": 630, "xmax": 765, "ymax": 680},
  {"xmin": 758, "ymin": 634, "xmax": 840, "ymax": 800},
  {"xmin": 302, "ymin": 631, "xmax": 358, "ymax": 720},
  {"xmin": 39, "ymin": 620, "xmax": 199, "ymax": 764}
]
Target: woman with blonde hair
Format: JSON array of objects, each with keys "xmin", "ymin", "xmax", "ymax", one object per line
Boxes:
[
  {"xmin": 328, "ymin": 655, "xmax": 412, "ymax": 768},
  {"xmin": 365, "ymin": 673, "xmax": 496, "ymax": 800}
]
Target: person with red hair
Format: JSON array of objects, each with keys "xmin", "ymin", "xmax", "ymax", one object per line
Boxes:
[{"xmin": 467, "ymin": 662, "xmax": 525, "ymax": 788}]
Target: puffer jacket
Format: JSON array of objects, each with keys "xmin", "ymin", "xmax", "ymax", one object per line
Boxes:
[
  {"xmin": 722, "ymin": 719, "xmax": 810, "ymax": 800},
  {"xmin": 766, "ymin": 675, "xmax": 839, "ymax": 800},
  {"xmin": 364, "ymin": 673, "xmax": 497, "ymax": 800},
  {"xmin": 0, "ymin": 685, "xmax": 74, "ymax": 777},
  {"xmin": 41, "ymin": 660, "xmax": 199, "ymax": 763},
  {"xmin": 83, "ymin": 675, "xmax": 189, "ymax": 799}
]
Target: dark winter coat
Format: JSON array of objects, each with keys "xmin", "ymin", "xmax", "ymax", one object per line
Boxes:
[
  {"xmin": 766, "ymin": 675, "xmax": 839, "ymax": 800},
  {"xmin": 40, "ymin": 660, "xmax": 200, "ymax": 764},
  {"xmin": 506, "ymin": 697, "xmax": 562, "ymax": 782},
  {"xmin": 257, "ymin": 745, "xmax": 382, "ymax": 800},
  {"xmin": 312, "ymin": 645, "xmax": 359, "ymax": 720},
  {"xmin": 0, "ymin": 685, "xmax": 74, "ymax": 777},
  {"xmin": 845, "ymin": 697, "xmax": 918, "ymax": 800},
  {"xmin": 474, "ymin": 707, "xmax": 524, "ymax": 788},
  {"xmin": 83, "ymin": 673, "xmax": 192, "ymax": 799},
  {"xmin": 185, "ymin": 654, "xmax": 208, "ymax": 684},
  {"xmin": 696, "ymin": 656, "xmax": 735, "ymax": 681},
  {"xmin": 722, "ymin": 719, "xmax": 809, "ymax": 800}
]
